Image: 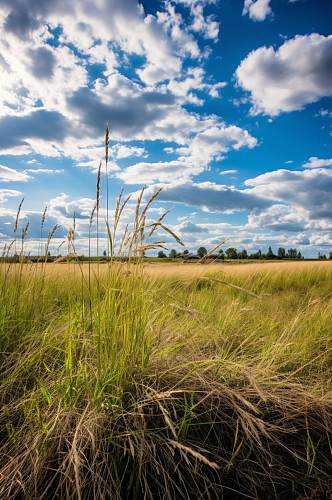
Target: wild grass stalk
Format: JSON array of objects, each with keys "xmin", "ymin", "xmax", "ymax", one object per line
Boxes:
[
  {"xmin": 105, "ymin": 125, "xmax": 110, "ymax": 257},
  {"xmin": 39, "ymin": 205, "xmax": 47, "ymax": 258},
  {"xmin": 88, "ymin": 203, "xmax": 97, "ymax": 332}
]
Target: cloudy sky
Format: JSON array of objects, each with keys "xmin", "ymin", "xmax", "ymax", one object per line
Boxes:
[{"xmin": 0, "ymin": 0, "xmax": 331, "ymax": 256}]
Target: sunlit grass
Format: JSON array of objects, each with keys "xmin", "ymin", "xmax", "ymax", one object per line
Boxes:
[{"xmin": 0, "ymin": 260, "xmax": 331, "ymax": 498}]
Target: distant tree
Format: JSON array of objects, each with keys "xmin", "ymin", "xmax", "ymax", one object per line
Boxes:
[
  {"xmin": 169, "ymin": 249, "xmax": 178, "ymax": 258},
  {"xmin": 319, "ymin": 253, "xmax": 327, "ymax": 260},
  {"xmin": 238, "ymin": 249, "xmax": 248, "ymax": 259},
  {"xmin": 287, "ymin": 248, "xmax": 298, "ymax": 259},
  {"xmin": 103, "ymin": 250, "xmax": 107, "ymax": 257},
  {"xmin": 297, "ymin": 251, "xmax": 302, "ymax": 259},
  {"xmin": 197, "ymin": 247, "xmax": 208, "ymax": 258},
  {"xmin": 158, "ymin": 250, "xmax": 167, "ymax": 258},
  {"xmin": 250, "ymin": 249, "xmax": 262, "ymax": 259},
  {"xmin": 218, "ymin": 249, "xmax": 225, "ymax": 260},
  {"xmin": 266, "ymin": 246, "xmax": 274, "ymax": 259},
  {"xmin": 183, "ymin": 249, "xmax": 189, "ymax": 256},
  {"xmin": 278, "ymin": 247, "xmax": 286, "ymax": 259},
  {"xmin": 225, "ymin": 247, "xmax": 238, "ymax": 259},
  {"xmin": 329, "ymin": 251, "xmax": 332, "ymax": 260}
]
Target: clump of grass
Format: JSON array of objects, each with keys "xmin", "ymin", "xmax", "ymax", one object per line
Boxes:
[{"xmin": 0, "ymin": 130, "xmax": 331, "ymax": 499}]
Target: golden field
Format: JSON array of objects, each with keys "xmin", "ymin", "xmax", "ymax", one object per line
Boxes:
[{"xmin": 0, "ymin": 258, "xmax": 331, "ymax": 498}]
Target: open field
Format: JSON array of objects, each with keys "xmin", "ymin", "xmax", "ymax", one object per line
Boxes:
[
  {"xmin": 3, "ymin": 257, "xmax": 331, "ymax": 278},
  {"xmin": 0, "ymin": 259, "xmax": 331, "ymax": 499}
]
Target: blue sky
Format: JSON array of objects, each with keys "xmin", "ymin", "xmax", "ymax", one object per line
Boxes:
[{"xmin": 0, "ymin": 0, "xmax": 331, "ymax": 256}]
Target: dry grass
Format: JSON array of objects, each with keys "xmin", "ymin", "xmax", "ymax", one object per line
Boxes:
[
  {"xmin": 3, "ymin": 258, "xmax": 331, "ymax": 280},
  {"xmin": 0, "ymin": 259, "xmax": 332, "ymax": 499}
]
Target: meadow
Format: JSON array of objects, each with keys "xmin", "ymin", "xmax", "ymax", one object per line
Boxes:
[{"xmin": 0, "ymin": 258, "xmax": 331, "ymax": 499}]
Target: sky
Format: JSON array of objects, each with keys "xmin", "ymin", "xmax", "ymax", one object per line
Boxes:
[{"xmin": 0, "ymin": 0, "xmax": 331, "ymax": 257}]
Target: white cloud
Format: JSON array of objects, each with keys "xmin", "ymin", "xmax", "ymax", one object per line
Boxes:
[
  {"xmin": 167, "ymin": 67, "xmax": 226, "ymax": 105},
  {"xmin": 0, "ymin": 31, "xmax": 88, "ymax": 118},
  {"xmin": 25, "ymin": 168, "xmax": 64, "ymax": 175},
  {"xmin": 142, "ymin": 179, "xmax": 270, "ymax": 213},
  {"xmin": 247, "ymin": 204, "xmax": 307, "ymax": 232},
  {"xmin": 302, "ymin": 156, "xmax": 332, "ymax": 169},
  {"xmin": 317, "ymin": 108, "xmax": 332, "ymax": 118},
  {"xmin": 112, "ymin": 144, "xmax": 147, "ymax": 159},
  {"xmin": 0, "ymin": 0, "xmax": 205, "ymax": 130},
  {"xmin": 0, "ymin": 165, "xmax": 30, "ymax": 182},
  {"xmin": 219, "ymin": 169, "xmax": 238, "ymax": 175},
  {"xmin": 246, "ymin": 167, "xmax": 332, "ymax": 221},
  {"xmin": 118, "ymin": 159, "xmax": 194, "ymax": 184},
  {"xmin": 236, "ymin": 34, "xmax": 332, "ymax": 116},
  {"xmin": 242, "ymin": 0, "xmax": 272, "ymax": 21},
  {"xmin": 171, "ymin": 0, "xmax": 219, "ymax": 40},
  {"xmin": 0, "ymin": 0, "xmax": 200, "ymax": 87},
  {"xmin": 188, "ymin": 3, "xmax": 219, "ymax": 40},
  {"xmin": 118, "ymin": 124, "xmax": 257, "ymax": 183},
  {"xmin": 0, "ymin": 207, "xmax": 67, "ymax": 240},
  {"xmin": 0, "ymin": 0, "xmax": 231, "ymax": 171},
  {"xmin": 48, "ymin": 194, "xmax": 96, "ymax": 221},
  {"xmin": 0, "ymin": 71, "xmax": 216, "ymax": 161},
  {"xmin": 178, "ymin": 220, "xmax": 208, "ymax": 233},
  {"xmin": 0, "ymin": 189, "xmax": 22, "ymax": 203},
  {"xmin": 309, "ymin": 233, "xmax": 332, "ymax": 247}
]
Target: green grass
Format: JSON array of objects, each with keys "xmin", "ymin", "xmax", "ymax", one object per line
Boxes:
[{"xmin": 0, "ymin": 261, "xmax": 331, "ymax": 499}]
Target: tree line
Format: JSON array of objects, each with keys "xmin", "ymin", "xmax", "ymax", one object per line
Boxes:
[{"xmin": 158, "ymin": 246, "xmax": 332, "ymax": 260}]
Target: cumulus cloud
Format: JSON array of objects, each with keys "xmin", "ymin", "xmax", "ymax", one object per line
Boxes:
[
  {"xmin": 180, "ymin": 0, "xmax": 219, "ymax": 40},
  {"xmin": 0, "ymin": 207, "xmax": 67, "ymax": 240},
  {"xmin": 0, "ymin": 32, "xmax": 88, "ymax": 117},
  {"xmin": 247, "ymin": 204, "xmax": 307, "ymax": 232},
  {"xmin": 178, "ymin": 220, "xmax": 208, "ymax": 233},
  {"xmin": 48, "ymin": 194, "xmax": 95, "ymax": 220},
  {"xmin": 56, "ymin": 69, "xmax": 222, "ymax": 163},
  {"xmin": 0, "ymin": 0, "xmax": 202, "ymax": 87},
  {"xmin": 28, "ymin": 46, "xmax": 56, "ymax": 79},
  {"xmin": 317, "ymin": 108, "xmax": 332, "ymax": 118},
  {"xmin": 0, "ymin": 189, "xmax": 22, "ymax": 203},
  {"xmin": 246, "ymin": 167, "xmax": 332, "ymax": 220},
  {"xmin": 303, "ymin": 156, "xmax": 332, "ymax": 169},
  {"xmin": 0, "ymin": 109, "xmax": 71, "ymax": 152},
  {"xmin": 236, "ymin": 34, "xmax": 332, "ymax": 116},
  {"xmin": 118, "ymin": 124, "xmax": 257, "ymax": 183},
  {"xmin": 24, "ymin": 168, "xmax": 64, "ymax": 175},
  {"xmin": 167, "ymin": 67, "xmax": 226, "ymax": 105},
  {"xmin": 67, "ymin": 83, "xmax": 176, "ymax": 139},
  {"xmin": 112, "ymin": 145, "xmax": 146, "ymax": 159},
  {"xmin": 242, "ymin": 0, "xmax": 272, "ymax": 21},
  {"xmin": 0, "ymin": 0, "xmax": 231, "ymax": 167},
  {"xmin": 143, "ymin": 180, "xmax": 270, "ymax": 213},
  {"xmin": 0, "ymin": 165, "xmax": 30, "ymax": 182},
  {"xmin": 183, "ymin": 125, "xmax": 257, "ymax": 165},
  {"xmin": 118, "ymin": 160, "xmax": 193, "ymax": 184},
  {"xmin": 219, "ymin": 169, "xmax": 238, "ymax": 175}
]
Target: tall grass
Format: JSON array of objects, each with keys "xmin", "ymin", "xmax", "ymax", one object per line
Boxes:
[{"xmin": 0, "ymin": 130, "xmax": 331, "ymax": 499}]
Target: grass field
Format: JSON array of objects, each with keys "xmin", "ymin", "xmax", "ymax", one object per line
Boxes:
[{"xmin": 0, "ymin": 259, "xmax": 331, "ymax": 499}]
